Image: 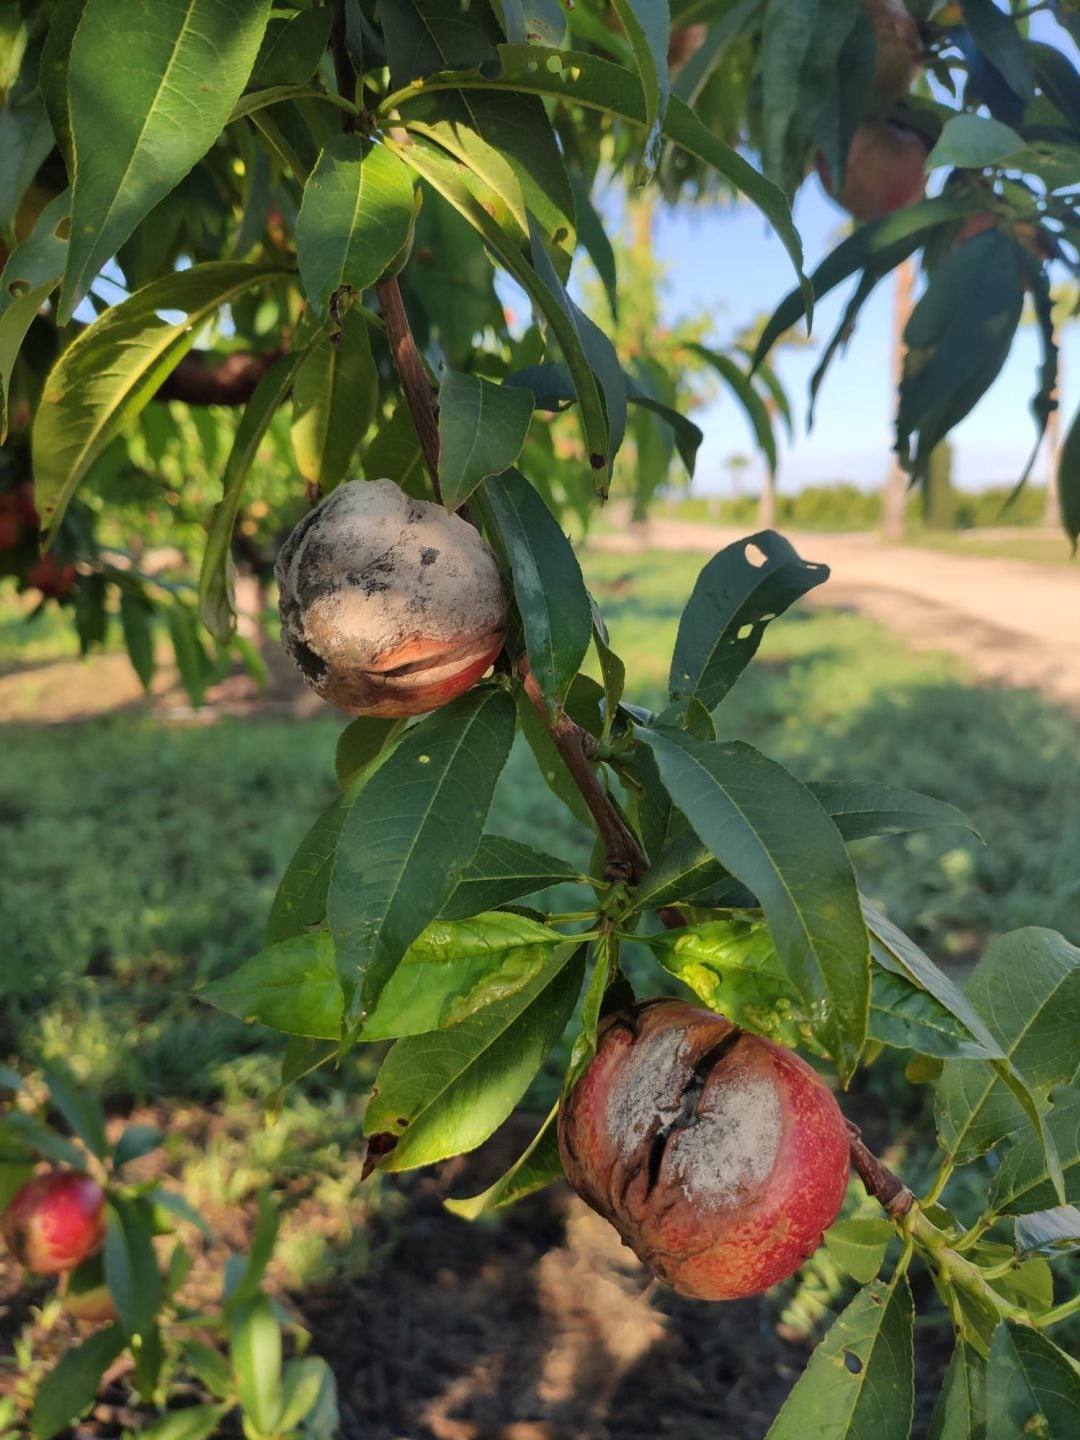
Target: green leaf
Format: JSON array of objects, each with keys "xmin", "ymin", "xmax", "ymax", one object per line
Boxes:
[
  {"xmin": 229, "ymin": 1296, "xmax": 283, "ymax": 1439},
  {"xmin": 927, "ymin": 1343, "xmax": 986, "ymax": 1440},
  {"xmin": 1013, "ymin": 1204, "xmax": 1080, "ymax": 1258},
  {"xmin": 687, "ymin": 344, "xmax": 777, "ymax": 472},
  {"xmin": 392, "ymin": 135, "xmax": 610, "ymax": 471},
  {"xmin": 439, "ymin": 834, "xmax": 582, "ymax": 922},
  {"xmin": 990, "ymin": 1086, "xmax": 1080, "ymax": 1216},
  {"xmin": 0, "ymin": 95, "xmax": 54, "ymax": 230},
  {"xmin": 361, "ymin": 910, "xmax": 567, "ymax": 1041},
  {"xmin": 444, "ymin": 1103, "xmax": 562, "ymax": 1218},
  {"xmin": 610, "ymin": 0, "xmax": 669, "ymax": 182},
  {"xmin": 119, "ymin": 590, "xmax": 156, "ymax": 693},
  {"xmin": 0, "ymin": 189, "xmax": 69, "ymax": 316},
  {"xmin": 167, "ymin": 605, "xmax": 211, "ymax": 708},
  {"xmin": 935, "ymin": 929, "xmax": 1080, "ymax": 1167},
  {"xmin": 252, "ymin": 6, "xmax": 331, "ymax": 88},
  {"xmin": 201, "ymin": 931, "xmax": 344, "ymax": 1040},
  {"xmin": 0, "ymin": 281, "xmax": 53, "ymax": 443},
  {"xmin": 61, "ymin": 0, "xmax": 273, "ymax": 321},
  {"xmin": 806, "ymin": 781, "xmax": 977, "ymax": 843},
  {"xmin": 669, "ymin": 532, "xmax": 829, "ymax": 711},
  {"xmin": 568, "ymin": 170, "xmax": 617, "ymax": 318},
  {"xmin": 295, "ymin": 136, "xmax": 416, "ymax": 316},
  {"xmin": 438, "ymin": 369, "xmax": 533, "ymax": 510},
  {"xmin": 41, "ymin": 1058, "xmax": 108, "ymax": 1159},
  {"xmin": 267, "ymin": 793, "xmax": 351, "ymax": 947},
  {"xmin": 985, "ymin": 1323, "xmax": 1080, "ymax": 1440},
  {"xmin": 200, "ymin": 349, "xmax": 307, "ymax": 644},
  {"xmin": 870, "ymin": 969, "xmax": 997, "ymax": 1060},
  {"xmin": 476, "ymin": 468, "xmax": 590, "ymax": 709},
  {"xmin": 764, "ymin": 1278, "xmax": 914, "ymax": 1440},
  {"xmin": 392, "ymin": 43, "xmax": 809, "ymax": 318},
  {"xmin": 114, "ymin": 1123, "xmax": 164, "ymax": 1169},
  {"xmin": 104, "ymin": 1195, "xmax": 162, "ymax": 1339},
  {"xmin": 823, "ymin": 1218, "xmax": 895, "ymax": 1285},
  {"xmin": 335, "ymin": 716, "xmax": 405, "ymax": 790},
  {"xmin": 278, "ymin": 1357, "xmax": 333, "ymax": 1433},
  {"xmin": 30, "ymin": 1325, "xmax": 126, "ymax": 1440},
  {"xmin": 227, "ymin": 1190, "xmax": 278, "ymax": 1310},
  {"xmin": 1058, "ymin": 399, "xmax": 1080, "ymax": 549},
  {"xmin": 290, "ymin": 310, "xmax": 376, "ymax": 493},
  {"xmin": 129, "ymin": 1407, "xmax": 227, "ymax": 1440},
  {"xmin": 38, "ymin": 0, "xmax": 82, "ymax": 169},
  {"xmin": 926, "ymin": 114, "xmax": 1025, "ymax": 171},
  {"xmin": 638, "ymin": 730, "xmax": 869, "ymax": 1081},
  {"xmin": 515, "ymin": 683, "xmax": 597, "ymax": 831},
  {"xmin": 363, "ymin": 941, "xmax": 583, "ymax": 1171},
  {"xmin": 959, "ymin": 0, "xmax": 1036, "ymax": 103},
  {"xmin": 590, "ymin": 599, "xmax": 625, "ymax": 741},
  {"xmin": 34, "ymin": 262, "xmax": 290, "ymax": 543},
  {"xmin": 329, "ymin": 686, "xmax": 517, "ymax": 1016}
]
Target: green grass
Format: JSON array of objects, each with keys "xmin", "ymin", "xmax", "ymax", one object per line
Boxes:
[{"xmin": 906, "ymin": 530, "xmax": 1077, "ymax": 567}]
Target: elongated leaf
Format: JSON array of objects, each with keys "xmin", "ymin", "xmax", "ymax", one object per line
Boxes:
[
  {"xmin": 30, "ymin": 1325, "xmax": 127, "ymax": 1440},
  {"xmin": 927, "ymin": 1343, "xmax": 986, "ymax": 1440},
  {"xmin": 267, "ymin": 793, "xmax": 351, "ymax": 946},
  {"xmin": 692, "ymin": 344, "xmax": 778, "ymax": 470},
  {"xmin": 290, "ymin": 311, "xmax": 376, "ymax": 491},
  {"xmin": 104, "ymin": 1196, "xmax": 161, "ymax": 1339},
  {"xmin": 926, "ymin": 113, "xmax": 1024, "ymax": 171},
  {"xmin": 990, "ymin": 1086, "xmax": 1080, "ymax": 1216},
  {"xmin": 41, "ymin": 1058, "xmax": 108, "ymax": 1159},
  {"xmin": 393, "ymin": 43, "xmax": 809, "ymax": 316},
  {"xmin": 439, "ymin": 834, "xmax": 582, "ymax": 921},
  {"xmin": 329, "ymin": 686, "xmax": 516, "ymax": 1016},
  {"xmin": 119, "ymin": 590, "xmax": 156, "ymax": 692},
  {"xmin": 823, "ymin": 1217, "xmax": 895, "ymax": 1285},
  {"xmin": 132, "ymin": 1407, "xmax": 227, "ymax": 1440},
  {"xmin": 806, "ymin": 781, "xmax": 976, "ymax": 843},
  {"xmin": 0, "ymin": 189, "xmax": 69, "ymax": 317},
  {"xmin": 335, "ymin": 716, "xmax": 405, "ymax": 789},
  {"xmin": 611, "ymin": 0, "xmax": 669, "ymax": 182},
  {"xmin": 34, "ymin": 262, "xmax": 290, "ymax": 543},
  {"xmin": 200, "ymin": 349, "xmax": 306, "ymax": 644},
  {"xmin": 870, "ymin": 969, "xmax": 996, "ymax": 1060},
  {"xmin": 439, "ymin": 369, "xmax": 533, "ymax": 509},
  {"xmin": 669, "ymin": 532, "xmax": 829, "ymax": 712},
  {"xmin": 201, "ymin": 931, "xmax": 343, "ymax": 1039},
  {"xmin": 444, "ymin": 1103, "xmax": 562, "ymax": 1218},
  {"xmin": 515, "ymin": 683, "xmax": 596, "ymax": 830},
  {"xmin": 61, "ymin": 0, "xmax": 272, "ymax": 320},
  {"xmin": 935, "ymin": 929, "xmax": 1080, "ymax": 1168},
  {"xmin": 985, "ymin": 1323, "xmax": 1080, "ymax": 1440},
  {"xmin": 229, "ymin": 1296, "xmax": 283, "ymax": 1439},
  {"xmin": 568, "ymin": 170, "xmax": 617, "ymax": 317},
  {"xmin": 252, "ymin": 6, "xmax": 331, "ymax": 87},
  {"xmin": 960, "ymin": 0, "xmax": 1035, "ymax": 103},
  {"xmin": 1058, "ymin": 399, "xmax": 1080, "ymax": 549},
  {"xmin": 765, "ymin": 1279, "xmax": 914, "ymax": 1440},
  {"xmin": 296, "ymin": 136, "xmax": 415, "ymax": 316},
  {"xmin": 1014, "ymin": 1204, "xmax": 1080, "ymax": 1257},
  {"xmin": 167, "ymin": 605, "xmax": 211, "ymax": 708},
  {"xmin": 639, "ymin": 729, "xmax": 869, "ymax": 1080},
  {"xmin": 360, "ymin": 910, "xmax": 567, "ymax": 1040},
  {"xmin": 476, "ymin": 468, "xmax": 590, "ymax": 709},
  {"xmin": 0, "ymin": 281, "xmax": 53, "ymax": 442},
  {"xmin": 364, "ymin": 942, "xmax": 584, "ymax": 1171}
]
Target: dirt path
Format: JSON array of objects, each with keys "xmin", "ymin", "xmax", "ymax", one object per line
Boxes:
[{"xmin": 592, "ymin": 522, "xmax": 1080, "ymax": 709}]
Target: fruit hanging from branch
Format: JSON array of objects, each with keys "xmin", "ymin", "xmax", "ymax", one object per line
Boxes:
[
  {"xmin": 1, "ymin": 1169, "xmax": 107, "ymax": 1276},
  {"xmin": 864, "ymin": 0, "xmax": 923, "ymax": 107},
  {"xmin": 817, "ymin": 118, "xmax": 929, "ymax": 222},
  {"xmin": 276, "ymin": 479, "xmax": 508, "ymax": 718},
  {"xmin": 558, "ymin": 1000, "xmax": 851, "ymax": 1302}
]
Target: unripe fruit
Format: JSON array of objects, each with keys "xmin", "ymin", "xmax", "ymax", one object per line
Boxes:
[
  {"xmin": 1, "ymin": 1170, "xmax": 107, "ymax": 1276},
  {"xmin": 817, "ymin": 119, "xmax": 929, "ymax": 222},
  {"xmin": 276, "ymin": 480, "xmax": 508, "ymax": 718},
  {"xmin": 558, "ymin": 1000, "xmax": 850, "ymax": 1301},
  {"xmin": 63, "ymin": 1256, "xmax": 118, "ymax": 1323},
  {"xmin": 864, "ymin": 0, "xmax": 922, "ymax": 106}
]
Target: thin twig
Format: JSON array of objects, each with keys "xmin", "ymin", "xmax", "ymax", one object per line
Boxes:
[
  {"xmin": 329, "ymin": 0, "xmax": 358, "ymax": 130},
  {"xmin": 375, "ymin": 276, "xmax": 442, "ymax": 498},
  {"xmin": 846, "ymin": 1121, "xmax": 915, "ymax": 1218}
]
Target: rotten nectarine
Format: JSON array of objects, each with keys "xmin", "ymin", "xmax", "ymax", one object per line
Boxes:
[
  {"xmin": 276, "ymin": 479, "xmax": 507, "ymax": 718},
  {"xmin": 1, "ymin": 1169, "xmax": 107, "ymax": 1276},
  {"xmin": 558, "ymin": 1000, "xmax": 850, "ymax": 1301}
]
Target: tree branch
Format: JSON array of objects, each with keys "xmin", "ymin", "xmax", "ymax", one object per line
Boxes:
[
  {"xmin": 155, "ymin": 349, "xmax": 284, "ymax": 407},
  {"xmin": 846, "ymin": 1121, "xmax": 915, "ymax": 1218},
  {"xmin": 375, "ymin": 275, "xmax": 442, "ymax": 499}
]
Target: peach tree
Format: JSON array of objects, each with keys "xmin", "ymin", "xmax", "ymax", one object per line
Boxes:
[{"xmin": 2, "ymin": 1, "xmax": 1080, "ymax": 1436}]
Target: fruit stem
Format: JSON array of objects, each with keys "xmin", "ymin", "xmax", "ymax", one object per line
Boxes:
[{"xmin": 845, "ymin": 1121, "xmax": 915, "ymax": 1218}]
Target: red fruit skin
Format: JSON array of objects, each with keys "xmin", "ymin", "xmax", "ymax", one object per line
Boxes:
[
  {"xmin": 25, "ymin": 553, "xmax": 78, "ymax": 600},
  {"xmin": 1, "ymin": 1171, "xmax": 107, "ymax": 1276},
  {"xmin": 817, "ymin": 120, "xmax": 929, "ymax": 223},
  {"xmin": 558, "ymin": 1000, "xmax": 850, "ymax": 1302},
  {"xmin": 864, "ymin": 0, "xmax": 922, "ymax": 106}
]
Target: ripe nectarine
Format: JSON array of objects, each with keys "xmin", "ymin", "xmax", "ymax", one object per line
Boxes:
[
  {"xmin": 276, "ymin": 480, "xmax": 507, "ymax": 718},
  {"xmin": 817, "ymin": 119, "xmax": 929, "ymax": 222},
  {"xmin": 558, "ymin": 1000, "xmax": 850, "ymax": 1301},
  {"xmin": 1, "ymin": 1170, "xmax": 107, "ymax": 1276}
]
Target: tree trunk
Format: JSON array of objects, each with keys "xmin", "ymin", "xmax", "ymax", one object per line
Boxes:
[
  {"xmin": 882, "ymin": 259, "xmax": 915, "ymax": 542},
  {"xmin": 757, "ymin": 470, "xmax": 776, "ymax": 529}
]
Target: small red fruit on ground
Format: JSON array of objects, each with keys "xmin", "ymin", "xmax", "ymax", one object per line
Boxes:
[
  {"xmin": 817, "ymin": 119, "xmax": 929, "ymax": 222},
  {"xmin": 558, "ymin": 999, "xmax": 850, "ymax": 1301},
  {"xmin": 1, "ymin": 1170, "xmax": 107, "ymax": 1276},
  {"xmin": 276, "ymin": 479, "xmax": 508, "ymax": 718}
]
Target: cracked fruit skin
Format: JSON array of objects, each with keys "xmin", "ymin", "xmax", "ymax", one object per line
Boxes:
[
  {"xmin": 817, "ymin": 120, "xmax": 929, "ymax": 223},
  {"xmin": 276, "ymin": 480, "xmax": 508, "ymax": 718},
  {"xmin": 558, "ymin": 1000, "xmax": 850, "ymax": 1301},
  {"xmin": 1, "ymin": 1170, "xmax": 107, "ymax": 1276}
]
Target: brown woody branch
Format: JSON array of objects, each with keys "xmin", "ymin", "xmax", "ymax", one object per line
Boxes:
[
  {"xmin": 375, "ymin": 276, "xmax": 442, "ymax": 498},
  {"xmin": 846, "ymin": 1121, "xmax": 915, "ymax": 1218},
  {"xmin": 155, "ymin": 349, "xmax": 283, "ymax": 407}
]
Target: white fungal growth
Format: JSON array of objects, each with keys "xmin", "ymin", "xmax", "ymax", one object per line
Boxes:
[
  {"xmin": 605, "ymin": 1027, "xmax": 691, "ymax": 1159},
  {"xmin": 668, "ymin": 1075, "xmax": 781, "ymax": 1205}
]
